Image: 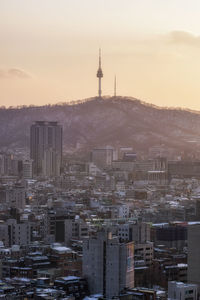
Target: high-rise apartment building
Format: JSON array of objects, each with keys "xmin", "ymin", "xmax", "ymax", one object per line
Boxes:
[
  {"xmin": 83, "ymin": 230, "xmax": 134, "ymax": 299},
  {"xmin": 30, "ymin": 121, "xmax": 62, "ymax": 177}
]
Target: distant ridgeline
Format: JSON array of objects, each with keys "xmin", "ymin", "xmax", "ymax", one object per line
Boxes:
[{"xmin": 0, "ymin": 96, "xmax": 200, "ymax": 153}]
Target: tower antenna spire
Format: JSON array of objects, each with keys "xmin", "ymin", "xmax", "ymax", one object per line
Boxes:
[
  {"xmin": 97, "ymin": 48, "xmax": 103, "ymax": 99},
  {"xmin": 99, "ymin": 48, "xmax": 101, "ymax": 67},
  {"xmin": 114, "ymin": 75, "xmax": 117, "ymax": 97}
]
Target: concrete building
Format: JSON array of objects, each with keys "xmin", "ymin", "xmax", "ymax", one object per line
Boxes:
[
  {"xmin": 64, "ymin": 218, "xmax": 89, "ymax": 245},
  {"xmin": 44, "ymin": 210, "xmax": 88, "ymax": 245},
  {"xmin": 83, "ymin": 230, "xmax": 134, "ymax": 299},
  {"xmin": 0, "ymin": 154, "xmax": 20, "ymax": 176},
  {"xmin": 168, "ymin": 281, "xmax": 198, "ymax": 300},
  {"xmin": 118, "ymin": 147, "xmax": 133, "ymax": 160},
  {"xmin": 131, "ymin": 160, "xmax": 155, "ymax": 182},
  {"xmin": 195, "ymin": 198, "xmax": 200, "ymax": 220},
  {"xmin": 0, "ymin": 222, "xmax": 9, "ymax": 247},
  {"xmin": 30, "ymin": 121, "xmax": 62, "ymax": 177},
  {"xmin": 0, "ymin": 185, "xmax": 26, "ymax": 210},
  {"xmin": 118, "ymin": 205, "xmax": 130, "ymax": 219},
  {"xmin": 134, "ymin": 242, "xmax": 154, "ymax": 266},
  {"xmin": 152, "ymin": 223, "xmax": 187, "ymax": 250},
  {"xmin": 168, "ymin": 161, "xmax": 200, "ymax": 179},
  {"xmin": 188, "ymin": 224, "xmax": 200, "ymax": 286},
  {"xmin": 7, "ymin": 219, "xmax": 32, "ymax": 247},
  {"xmin": 118, "ymin": 221, "xmax": 150, "ymax": 244},
  {"xmin": 0, "ymin": 219, "xmax": 32, "ymax": 247},
  {"xmin": 112, "ymin": 160, "xmax": 135, "ymax": 172},
  {"xmin": 22, "ymin": 159, "xmax": 33, "ymax": 179},
  {"xmin": 88, "ymin": 162, "xmax": 101, "ymax": 176},
  {"xmin": 0, "ymin": 153, "xmax": 12, "ymax": 176},
  {"xmin": 43, "ymin": 148, "xmax": 61, "ymax": 177},
  {"xmin": 6, "ymin": 185, "xmax": 26, "ymax": 210},
  {"xmin": 91, "ymin": 147, "xmax": 114, "ymax": 169},
  {"xmin": 148, "ymin": 170, "xmax": 167, "ymax": 185}
]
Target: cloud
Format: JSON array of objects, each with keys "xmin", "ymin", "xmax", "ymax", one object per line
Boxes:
[
  {"xmin": 0, "ymin": 68, "xmax": 30, "ymax": 79},
  {"xmin": 168, "ymin": 31, "xmax": 200, "ymax": 47}
]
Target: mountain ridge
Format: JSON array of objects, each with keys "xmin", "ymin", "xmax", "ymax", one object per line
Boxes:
[{"xmin": 1, "ymin": 96, "xmax": 200, "ymax": 153}]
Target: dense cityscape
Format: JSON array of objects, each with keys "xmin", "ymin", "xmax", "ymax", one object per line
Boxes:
[
  {"xmin": 2, "ymin": 1, "xmax": 200, "ymax": 298},
  {"xmin": 0, "ymin": 103, "xmax": 200, "ymax": 299}
]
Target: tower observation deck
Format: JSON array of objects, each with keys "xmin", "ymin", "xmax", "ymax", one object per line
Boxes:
[{"xmin": 97, "ymin": 49, "xmax": 103, "ymax": 98}]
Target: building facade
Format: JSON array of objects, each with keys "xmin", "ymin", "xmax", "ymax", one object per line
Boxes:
[
  {"xmin": 30, "ymin": 121, "xmax": 62, "ymax": 177},
  {"xmin": 83, "ymin": 231, "xmax": 134, "ymax": 299},
  {"xmin": 168, "ymin": 281, "xmax": 198, "ymax": 300},
  {"xmin": 188, "ymin": 224, "xmax": 200, "ymax": 286}
]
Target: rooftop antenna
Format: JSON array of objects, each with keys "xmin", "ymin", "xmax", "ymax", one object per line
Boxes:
[{"xmin": 114, "ymin": 75, "xmax": 117, "ymax": 97}]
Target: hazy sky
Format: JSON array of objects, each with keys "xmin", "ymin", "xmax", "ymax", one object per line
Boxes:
[{"xmin": 1, "ymin": 0, "xmax": 200, "ymax": 109}]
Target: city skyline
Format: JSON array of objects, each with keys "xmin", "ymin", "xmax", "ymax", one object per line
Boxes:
[
  {"xmin": 1, "ymin": 0, "xmax": 200, "ymax": 109},
  {"xmin": 1, "ymin": 1, "xmax": 200, "ymax": 296}
]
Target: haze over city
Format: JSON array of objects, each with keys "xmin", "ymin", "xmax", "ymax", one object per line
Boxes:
[{"xmin": 1, "ymin": 0, "xmax": 200, "ymax": 109}]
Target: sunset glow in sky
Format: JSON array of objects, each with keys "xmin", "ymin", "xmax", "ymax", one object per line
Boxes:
[{"xmin": 1, "ymin": 0, "xmax": 200, "ymax": 109}]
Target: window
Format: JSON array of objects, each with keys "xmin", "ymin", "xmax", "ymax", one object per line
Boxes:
[{"xmin": 189, "ymin": 290, "xmax": 193, "ymax": 294}]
